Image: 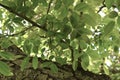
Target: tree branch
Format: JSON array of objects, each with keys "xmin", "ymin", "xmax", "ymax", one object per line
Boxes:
[
  {"xmin": 46, "ymin": 0, "xmax": 53, "ymax": 14},
  {"xmin": 0, "ymin": 3, "xmax": 47, "ymax": 31}
]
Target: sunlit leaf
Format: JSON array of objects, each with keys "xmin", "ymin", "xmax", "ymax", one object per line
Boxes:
[{"xmin": 103, "ymin": 65, "xmax": 109, "ymax": 75}]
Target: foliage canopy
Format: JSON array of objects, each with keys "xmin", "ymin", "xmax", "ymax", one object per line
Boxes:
[{"xmin": 0, "ymin": 0, "xmax": 120, "ymax": 79}]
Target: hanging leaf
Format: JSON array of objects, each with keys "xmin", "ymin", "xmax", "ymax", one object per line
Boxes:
[
  {"xmin": 0, "ymin": 61, "xmax": 13, "ymax": 76},
  {"xmin": 32, "ymin": 56, "xmax": 38, "ymax": 69},
  {"xmin": 0, "ymin": 51, "xmax": 15, "ymax": 60},
  {"xmin": 50, "ymin": 63, "xmax": 58, "ymax": 73},
  {"xmin": 81, "ymin": 54, "xmax": 89, "ymax": 71},
  {"xmin": 20, "ymin": 57, "xmax": 30, "ymax": 71},
  {"xmin": 103, "ymin": 65, "xmax": 109, "ymax": 75},
  {"xmin": 70, "ymin": 12, "xmax": 80, "ymax": 28},
  {"xmin": 103, "ymin": 21, "xmax": 115, "ymax": 35},
  {"xmin": 72, "ymin": 60, "xmax": 78, "ymax": 71}
]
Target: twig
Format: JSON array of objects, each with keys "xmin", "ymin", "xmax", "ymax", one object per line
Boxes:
[
  {"xmin": 1, "ymin": 26, "xmax": 33, "ymax": 37},
  {"xmin": 0, "ymin": 3, "xmax": 47, "ymax": 31},
  {"xmin": 46, "ymin": 0, "xmax": 53, "ymax": 14}
]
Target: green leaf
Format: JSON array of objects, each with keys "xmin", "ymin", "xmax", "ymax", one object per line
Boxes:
[
  {"xmin": 41, "ymin": 62, "xmax": 52, "ymax": 68},
  {"xmin": 50, "ymin": 63, "xmax": 58, "ymax": 73},
  {"xmin": 55, "ymin": 57, "xmax": 66, "ymax": 65},
  {"xmin": 62, "ymin": 0, "xmax": 73, "ymax": 7},
  {"xmin": 61, "ymin": 25, "xmax": 72, "ymax": 36},
  {"xmin": 114, "ymin": 46, "xmax": 119, "ymax": 53},
  {"xmin": 7, "ymin": 26, "xmax": 14, "ymax": 33},
  {"xmin": 103, "ymin": 65, "xmax": 109, "ymax": 75},
  {"xmin": 32, "ymin": 56, "xmax": 38, "ymax": 69},
  {"xmin": 75, "ymin": 3, "xmax": 89, "ymax": 11},
  {"xmin": 109, "ymin": 11, "xmax": 118, "ymax": 18},
  {"xmin": 82, "ymin": 14, "xmax": 96, "ymax": 27},
  {"xmin": 81, "ymin": 54, "xmax": 89, "ymax": 71},
  {"xmin": 54, "ymin": 0, "xmax": 62, "ymax": 10},
  {"xmin": 70, "ymin": 39, "xmax": 79, "ymax": 49},
  {"xmin": 73, "ymin": 49, "xmax": 81, "ymax": 61},
  {"xmin": 70, "ymin": 29, "xmax": 78, "ymax": 40},
  {"xmin": 59, "ymin": 7, "xmax": 68, "ymax": 19},
  {"xmin": 88, "ymin": 50, "xmax": 100, "ymax": 59},
  {"xmin": 0, "ymin": 51, "xmax": 15, "ymax": 60},
  {"xmin": 32, "ymin": 45, "xmax": 39, "ymax": 54},
  {"xmin": 117, "ymin": 16, "xmax": 120, "ymax": 26},
  {"xmin": 39, "ymin": 0, "xmax": 47, "ymax": 6},
  {"xmin": 80, "ymin": 40, "xmax": 87, "ymax": 49},
  {"xmin": 72, "ymin": 61, "xmax": 78, "ymax": 71},
  {"xmin": 105, "ymin": 0, "xmax": 113, "ymax": 9},
  {"xmin": 70, "ymin": 12, "xmax": 80, "ymax": 28},
  {"xmin": 20, "ymin": 57, "xmax": 30, "ymax": 71},
  {"xmin": 0, "ymin": 39, "xmax": 12, "ymax": 48},
  {"xmin": 0, "ymin": 61, "xmax": 13, "ymax": 76},
  {"xmin": 103, "ymin": 21, "xmax": 115, "ymax": 35}
]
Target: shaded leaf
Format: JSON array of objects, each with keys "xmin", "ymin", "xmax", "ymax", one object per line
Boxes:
[
  {"xmin": 0, "ymin": 51, "xmax": 15, "ymax": 60},
  {"xmin": 70, "ymin": 12, "xmax": 79, "ymax": 28},
  {"xmin": 54, "ymin": 0, "xmax": 62, "ymax": 10},
  {"xmin": 0, "ymin": 61, "xmax": 13, "ymax": 76},
  {"xmin": 50, "ymin": 63, "xmax": 58, "ymax": 73},
  {"xmin": 62, "ymin": 0, "xmax": 73, "ymax": 7},
  {"xmin": 75, "ymin": 2, "xmax": 89, "ymax": 11},
  {"xmin": 20, "ymin": 57, "xmax": 30, "ymax": 71},
  {"xmin": 103, "ymin": 21, "xmax": 115, "ymax": 35},
  {"xmin": 109, "ymin": 11, "xmax": 118, "ymax": 18},
  {"xmin": 32, "ymin": 56, "xmax": 38, "ymax": 69},
  {"xmin": 105, "ymin": 0, "xmax": 113, "ymax": 9}
]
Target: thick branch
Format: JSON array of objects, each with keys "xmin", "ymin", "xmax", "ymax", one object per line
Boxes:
[{"xmin": 0, "ymin": 3, "xmax": 47, "ymax": 31}]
